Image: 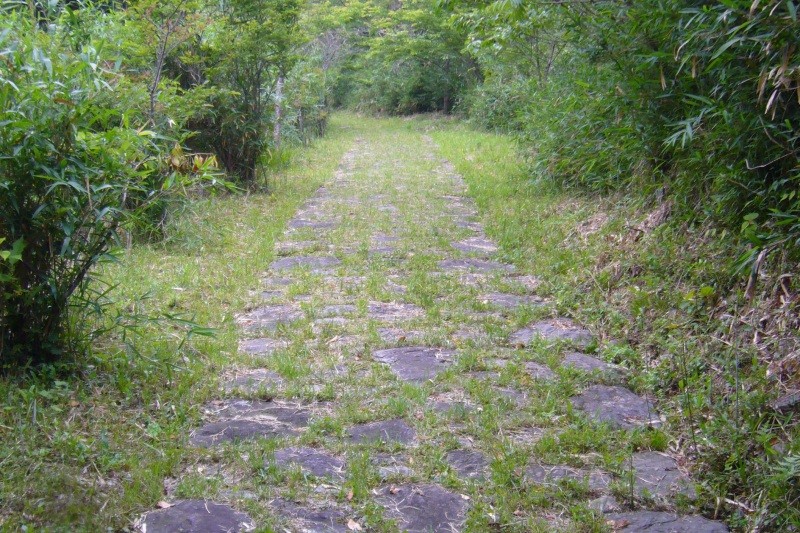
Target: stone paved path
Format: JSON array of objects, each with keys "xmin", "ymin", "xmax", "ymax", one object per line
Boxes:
[{"xmin": 138, "ymin": 128, "xmax": 728, "ymax": 531}]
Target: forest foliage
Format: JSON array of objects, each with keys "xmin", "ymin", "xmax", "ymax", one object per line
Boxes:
[
  {"xmin": 0, "ymin": 0, "xmax": 332, "ymax": 368},
  {"xmin": 1, "ymin": 0, "xmax": 799, "ymax": 531},
  {"xmin": 315, "ymin": 0, "xmax": 800, "ymax": 270}
]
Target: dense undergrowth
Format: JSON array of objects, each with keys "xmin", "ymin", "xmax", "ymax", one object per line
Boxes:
[{"xmin": 0, "ymin": 0, "xmax": 331, "ymax": 367}]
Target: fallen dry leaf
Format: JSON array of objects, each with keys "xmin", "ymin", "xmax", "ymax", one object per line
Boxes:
[
  {"xmin": 346, "ymin": 490, "xmax": 354, "ymax": 501},
  {"xmin": 347, "ymin": 518, "xmax": 363, "ymax": 531},
  {"xmin": 156, "ymin": 501, "xmax": 171, "ymax": 509},
  {"xmin": 389, "ymin": 486, "xmax": 400, "ymax": 494}
]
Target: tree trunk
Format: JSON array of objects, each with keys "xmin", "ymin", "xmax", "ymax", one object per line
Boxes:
[{"xmin": 273, "ymin": 75, "xmax": 284, "ymax": 150}]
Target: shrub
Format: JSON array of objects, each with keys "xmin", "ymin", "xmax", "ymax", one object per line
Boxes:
[{"xmin": 0, "ymin": 13, "xmax": 215, "ymax": 369}]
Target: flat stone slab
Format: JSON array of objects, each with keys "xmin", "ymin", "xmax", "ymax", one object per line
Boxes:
[
  {"xmin": 373, "ymin": 453, "xmax": 414, "ymax": 479},
  {"xmin": 139, "ymin": 500, "xmax": 254, "ymax": 532},
  {"xmin": 430, "ymin": 400, "xmax": 474, "ymax": 416},
  {"xmin": 319, "ymin": 304, "xmax": 357, "ymax": 318},
  {"xmin": 451, "ymin": 327, "xmax": 486, "ymax": 344},
  {"xmin": 446, "ymin": 449, "xmax": 489, "ymax": 479},
  {"xmin": 377, "ymin": 328, "xmax": 425, "ymax": 344},
  {"xmin": 191, "ymin": 419, "xmax": 296, "ymax": 447},
  {"xmin": 274, "ymin": 240, "xmax": 318, "ymax": 255},
  {"xmin": 348, "ymin": 419, "xmax": 417, "ymax": 445},
  {"xmin": 454, "ymin": 220, "xmax": 483, "ymax": 232},
  {"xmin": 571, "ymin": 385, "xmax": 660, "ymax": 429},
  {"xmin": 270, "ymin": 498, "xmax": 349, "ymax": 532},
  {"xmin": 238, "ymin": 338, "xmax": 288, "ymax": 355},
  {"xmin": 237, "ymin": 304, "xmax": 303, "ymax": 331},
  {"xmin": 510, "ymin": 274, "xmax": 541, "ymax": 291},
  {"xmin": 606, "ymin": 512, "xmax": 729, "ymax": 532},
  {"xmin": 630, "ymin": 451, "xmax": 696, "ymax": 500},
  {"xmin": 368, "ymin": 301, "xmax": 425, "ymax": 321},
  {"xmin": 509, "ymin": 318, "xmax": 593, "ymax": 348},
  {"xmin": 496, "ymin": 387, "xmax": 528, "ymax": 408},
  {"xmin": 373, "ymin": 346, "xmax": 456, "ymax": 382},
  {"xmin": 325, "ymin": 335, "xmax": 364, "ymax": 351},
  {"xmin": 588, "ymin": 495, "xmax": 622, "ymax": 514},
  {"xmin": 377, "ymin": 204, "xmax": 399, "ymax": 213},
  {"xmin": 525, "ymin": 362, "xmax": 556, "ymax": 381},
  {"xmin": 190, "ymin": 400, "xmax": 312, "ymax": 447},
  {"xmin": 506, "ymin": 426, "xmax": 545, "ymax": 446},
  {"xmin": 442, "ymin": 194, "xmax": 476, "ymax": 206},
  {"xmin": 273, "ymin": 447, "xmax": 345, "ymax": 479},
  {"xmin": 468, "ymin": 370, "xmax": 500, "ymax": 382},
  {"xmin": 385, "ymin": 279, "xmax": 408, "ymax": 295},
  {"xmin": 525, "ymin": 463, "xmax": 611, "ymax": 492},
  {"xmin": 479, "ymin": 292, "xmax": 544, "ymax": 310},
  {"xmin": 375, "ymin": 484, "xmax": 468, "ymax": 533},
  {"xmin": 312, "ymin": 317, "xmax": 352, "ymax": 334},
  {"xmin": 222, "ymin": 369, "xmax": 284, "ymax": 392},
  {"xmin": 562, "ymin": 351, "xmax": 620, "ymax": 377},
  {"xmin": 260, "ymin": 289, "xmax": 284, "ymax": 300},
  {"xmin": 369, "ymin": 246, "xmax": 397, "ymax": 256},
  {"xmin": 287, "ymin": 218, "xmax": 337, "ymax": 230},
  {"xmin": 451, "ymin": 237, "xmax": 499, "ymax": 256},
  {"xmin": 269, "ymin": 255, "xmax": 341, "ymax": 272},
  {"xmin": 264, "ymin": 275, "xmax": 294, "ymax": 285},
  {"xmin": 438, "ymin": 258, "xmax": 515, "ymax": 273}
]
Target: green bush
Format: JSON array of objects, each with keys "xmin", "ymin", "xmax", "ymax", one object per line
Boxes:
[
  {"xmin": 0, "ymin": 12, "xmax": 215, "ymax": 369},
  {"xmin": 172, "ymin": 0, "xmax": 302, "ymax": 186}
]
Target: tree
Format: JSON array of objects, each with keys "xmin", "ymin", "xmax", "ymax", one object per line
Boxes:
[{"xmin": 200, "ymin": 0, "xmax": 301, "ymax": 184}]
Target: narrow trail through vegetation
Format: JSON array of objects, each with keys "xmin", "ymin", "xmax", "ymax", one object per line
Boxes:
[{"xmin": 136, "ymin": 118, "xmax": 731, "ymax": 532}]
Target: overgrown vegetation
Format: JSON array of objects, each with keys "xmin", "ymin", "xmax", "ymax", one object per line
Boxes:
[
  {"xmin": 0, "ymin": 114, "xmax": 359, "ymax": 530},
  {"xmin": 319, "ymin": 0, "xmax": 799, "ymax": 265},
  {"xmin": 2, "ymin": 0, "xmax": 799, "ymax": 530},
  {"xmin": 426, "ymin": 116, "xmax": 800, "ymax": 531},
  {"xmin": 309, "ymin": 7, "xmax": 800, "ymax": 526},
  {"xmin": 454, "ymin": 1, "xmax": 799, "ymax": 270},
  {"xmin": 0, "ymin": 0, "xmax": 332, "ymax": 368}
]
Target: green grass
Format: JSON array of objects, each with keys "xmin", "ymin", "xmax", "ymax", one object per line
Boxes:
[
  {"xmin": 414, "ymin": 116, "xmax": 798, "ymax": 531},
  {"xmin": 0, "ymin": 114, "xmax": 362, "ymax": 530},
  {"xmin": 1, "ymin": 113, "xmax": 796, "ymax": 532}
]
